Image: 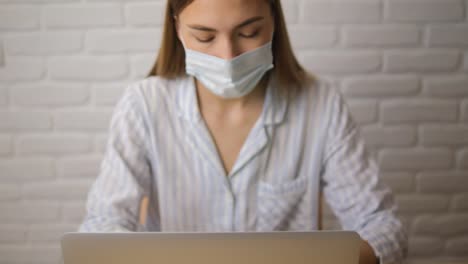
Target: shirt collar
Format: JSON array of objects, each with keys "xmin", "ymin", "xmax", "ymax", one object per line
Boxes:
[{"xmin": 175, "ymin": 74, "xmax": 288, "ymax": 126}]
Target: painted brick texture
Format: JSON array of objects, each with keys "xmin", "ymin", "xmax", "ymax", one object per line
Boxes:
[{"xmin": 0, "ymin": 0, "xmax": 467, "ymax": 263}]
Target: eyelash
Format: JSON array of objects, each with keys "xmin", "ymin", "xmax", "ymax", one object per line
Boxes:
[
  {"xmin": 196, "ymin": 30, "xmax": 260, "ymax": 43},
  {"xmin": 240, "ymin": 30, "xmax": 260, "ymax": 39},
  {"xmin": 196, "ymin": 37, "xmax": 214, "ymax": 43}
]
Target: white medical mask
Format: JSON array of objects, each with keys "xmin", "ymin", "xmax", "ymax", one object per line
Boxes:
[{"xmin": 183, "ymin": 41, "xmax": 274, "ymax": 98}]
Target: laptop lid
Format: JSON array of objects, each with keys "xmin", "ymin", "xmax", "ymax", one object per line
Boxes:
[{"xmin": 61, "ymin": 231, "xmax": 361, "ymax": 264}]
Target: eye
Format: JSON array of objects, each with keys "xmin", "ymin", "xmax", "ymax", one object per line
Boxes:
[
  {"xmin": 239, "ymin": 30, "xmax": 260, "ymax": 39},
  {"xmin": 196, "ymin": 36, "xmax": 215, "ymax": 43}
]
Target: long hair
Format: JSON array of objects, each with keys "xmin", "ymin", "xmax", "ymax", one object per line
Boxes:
[{"xmin": 147, "ymin": 0, "xmax": 314, "ymax": 91}]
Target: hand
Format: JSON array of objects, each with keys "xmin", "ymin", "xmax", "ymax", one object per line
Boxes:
[{"xmin": 359, "ymin": 240, "xmax": 379, "ymax": 264}]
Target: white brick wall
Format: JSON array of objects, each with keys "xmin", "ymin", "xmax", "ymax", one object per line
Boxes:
[
  {"xmin": 10, "ymin": 83, "xmax": 89, "ymax": 107},
  {"xmin": 385, "ymin": 0, "xmax": 465, "ymax": 22},
  {"xmin": 0, "ymin": 0, "xmax": 467, "ymax": 263},
  {"xmin": 0, "ymin": 6, "xmax": 41, "ymax": 30},
  {"xmin": 5, "ymin": 32, "xmax": 83, "ymax": 56},
  {"xmin": 125, "ymin": 3, "xmax": 165, "ymax": 26},
  {"xmin": 0, "ymin": 40, "xmax": 4, "ymax": 67},
  {"xmin": 48, "ymin": 56, "xmax": 128, "ymax": 81},
  {"xmin": 44, "ymin": 4, "xmax": 123, "ymax": 28},
  {"xmin": 0, "ymin": 58, "xmax": 45, "ymax": 81}
]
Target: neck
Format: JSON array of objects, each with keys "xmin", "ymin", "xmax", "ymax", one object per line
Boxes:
[{"xmin": 195, "ymin": 75, "xmax": 269, "ymax": 117}]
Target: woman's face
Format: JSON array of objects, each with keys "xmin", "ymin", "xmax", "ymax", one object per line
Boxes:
[{"xmin": 176, "ymin": 0, "xmax": 275, "ymax": 60}]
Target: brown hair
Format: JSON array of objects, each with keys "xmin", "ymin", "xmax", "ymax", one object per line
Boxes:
[{"xmin": 147, "ymin": 0, "xmax": 314, "ymax": 91}]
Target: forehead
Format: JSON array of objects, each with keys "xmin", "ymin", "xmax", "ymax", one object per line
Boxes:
[{"xmin": 179, "ymin": 0, "xmax": 271, "ymax": 28}]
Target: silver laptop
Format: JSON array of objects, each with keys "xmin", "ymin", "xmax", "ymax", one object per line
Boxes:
[{"xmin": 61, "ymin": 231, "xmax": 361, "ymax": 264}]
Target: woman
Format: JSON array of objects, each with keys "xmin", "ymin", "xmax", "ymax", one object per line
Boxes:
[{"xmin": 79, "ymin": 0, "xmax": 407, "ymax": 263}]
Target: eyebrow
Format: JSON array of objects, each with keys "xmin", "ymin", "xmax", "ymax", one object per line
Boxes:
[{"xmin": 187, "ymin": 16, "xmax": 264, "ymax": 32}]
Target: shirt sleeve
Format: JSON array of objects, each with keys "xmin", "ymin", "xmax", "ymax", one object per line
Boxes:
[
  {"xmin": 79, "ymin": 84, "xmax": 152, "ymax": 232},
  {"xmin": 320, "ymin": 86, "xmax": 408, "ymax": 264}
]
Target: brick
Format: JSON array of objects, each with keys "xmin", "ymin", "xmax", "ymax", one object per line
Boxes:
[
  {"xmin": 344, "ymin": 25, "xmax": 420, "ymax": 47},
  {"xmin": 418, "ymin": 172, "xmax": 468, "ymax": 193},
  {"xmin": 93, "ymin": 83, "xmax": 127, "ymax": 106},
  {"xmin": 428, "ymin": 25, "xmax": 468, "ymax": 47},
  {"xmin": 0, "ymin": 111, "xmax": 52, "ymax": 131},
  {"xmin": 445, "ymin": 237, "xmax": 468, "ymax": 256},
  {"xmin": 45, "ymin": 4, "xmax": 122, "ymax": 28},
  {"xmin": 0, "ymin": 135, "xmax": 12, "ymax": 155},
  {"xmin": 0, "ymin": 184, "xmax": 20, "ymax": 200},
  {"xmin": 86, "ymin": 29, "xmax": 161, "ymax": 53},
  {"xmin": 49, "ymin": 56, "xmax": 128, "ymax": 81},
  {"xmin": 361, "ymin": 126, "xmax": 416, "ymax": 148},
  {"xmin": 424, "ymin": 76, "xmax": 468, "ymax": 97},
  {"xmin": 381, "ymin": 100, "xmax": 458, "ymax": 124},
  {"xmin": 342, "ymin": 76, "xmax": 420, "ymax": 98},
  {"xmin": 396, "ymin": 195, "xmax": 450, "ymax": 213},
  {"xmin": 386, "ymin": 0, "xmax": 464, "ymax": 22},
  {"xmin": 125, "ymin": 2, "xmax": 165, "ymax": 26},
  {"xmin": 0, "ymin": 226, "xmax": 27, "ymax": 243},
  {"xmin": 0, "ymin": 158, "xmax": 54, "ymax": 182},
  {"xmin": 23, "ymin": 181, "xmax": 92, "ymax": 200},
  {"xmin": 57, "ymin": 156, "xmax": 102, "ymax": 179},
  {"xmin": 452, "ymin": 194, "xmax": 468, "ymax": 211},
  {"xmin": 0, "ymin": 85, "xmax": 7, "ymax": 106},
  {"xmin": 54, "ymin": 111, "xmax": 112, "ymax": 131},
  {"xmin": 289, "ymin": 25, "xmax": 337, "ymax": 49},
  {"xmin": 27, "ymin": 224, "xmax": 78, "ymax": 242},
  {"xmin": 379, "ymin": 149, "xmax": 453, "ymax": 171},
  {"xmin": 11, "ymin": 83, "xmax": 89, "ymax": 106},
  {"xmin": 0, "ymin": 40, "xmax": 4, "ymax": 67},
  {"xmin": 130, "ymin": 53, "xmax": 158, "ymax": 79},
  {"xmin": 347, "ymin": 101, "xmax": 378, "ymax": 124},
  {"xmin": 300, "ymin": 51, "xmax": 381, "ymax": 74},
  {"xmin": 0, "ymin": 202, "xmax": 60, "ymax": 223},
  {"xmin": 381, "ymin": 172, "xmax": 415, "ymax": 193},
  {"xmin": 458, "ymin": 149, "xmax": 468, "ymax": 169},
  {"xmin": 0, "ymin": 58, "xmax": 45, "ymax": 81},
  {"xmin": 61, "ymin": 202, "xmax": 86, "ymax": 222},
  {"xmin": 95, "ymin": 134, "xmax": 109, "ymax": 153},
  {"xmin": 301, "ymin": 0, "xmax": 381, "ymax": 23},
  {"xmin": 464, "ymin": 52, "xmax": 468, "ymax": 71},
  {"xmin": 281, "ymin": 0, "xmax": 300, "ymax": 24},
  {"xmin": 408, "ymin": 236, "xmax": 444, "ymax": 257},
  {"xmin": 421, "ymin": 125, "xmax": 468, "ymax": 146},
  {"xmin": 5, "ymin": 32, "xmax": 82, "ymax": 55},
  {"xmin": 0, "ymin": 0, "xmax": 76, "ymax": 2},
  {"xmin": 17, "ymin": 135, "xmax": 92, "ymax": 155},
  {"xmin": 413, "ymin": 214, "xmax": 468, "ymax": 236},
  {"xmin": 463, "ymin": 101, "xmax": 468, "ymax": 122},
  {"xmin": 0, "ymin": 6, "xmax": 40, "ymax": 29},
  {"xmin": 0, "ymin": 245, "xmax": 61, "ymax": 263},
  {"xmin": 385, "ymin": 50, "xmax": 460, "ymax": 73}
]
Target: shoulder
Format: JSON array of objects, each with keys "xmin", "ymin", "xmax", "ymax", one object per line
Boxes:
[
  {"xmin": 301, "ymin": 75, "xmax": 340, "ymax": 104},
  {"xmin": 292, "ymin": 75, "xmax": 356, "ymax": 137},
  {"xmin": 120, "ymin": 75, "xmax": 189, "ymax": 113},
  {"xmin": 125, "ymin": 76, "xmax": 184, "ymax": 99},
  {"xmin": 109, "ymin": 76, "xmax": 189, "ymax": 134},
  {"xmin": 290, "ymin": 75, "xmax": 343, "ymax": 117}
]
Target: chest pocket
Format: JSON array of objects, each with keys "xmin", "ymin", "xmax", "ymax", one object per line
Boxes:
[{"xmin": 256, "ymin": 176, "xmax": 308, "ymax": 231}]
